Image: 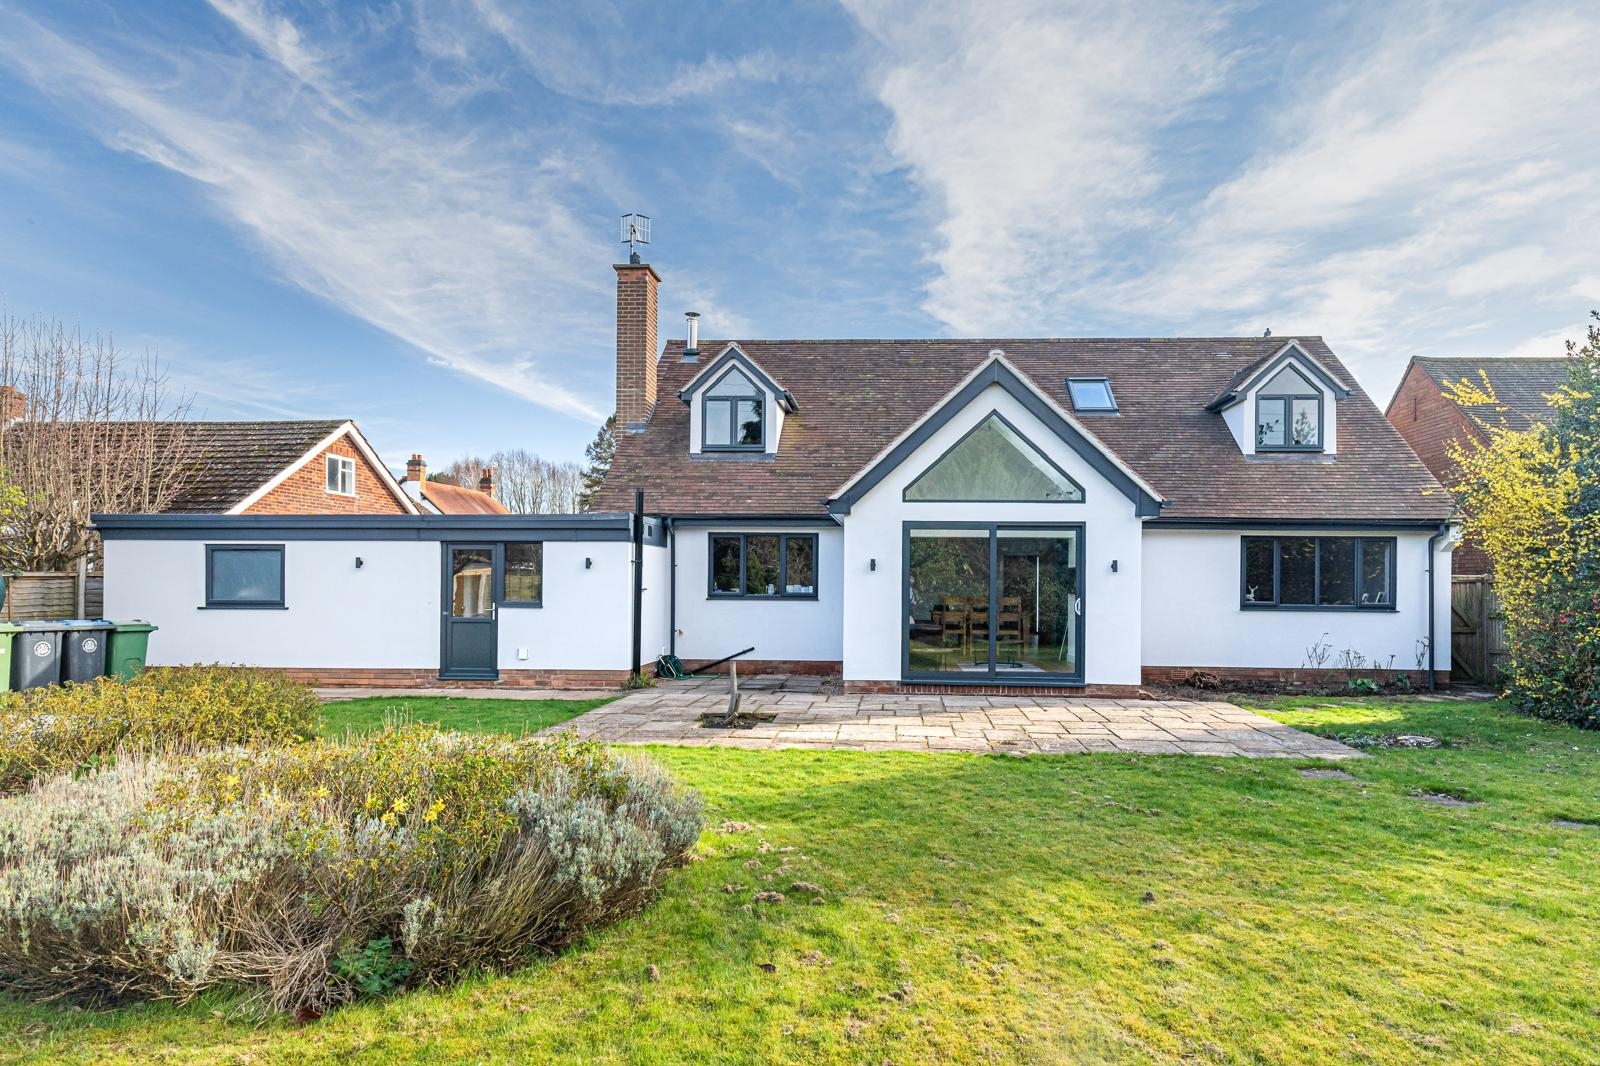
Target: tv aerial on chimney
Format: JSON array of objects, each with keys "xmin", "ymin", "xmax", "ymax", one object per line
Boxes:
[{"xmin": 620, "ymin": 213, "xmax": 651, "ymax": 264}]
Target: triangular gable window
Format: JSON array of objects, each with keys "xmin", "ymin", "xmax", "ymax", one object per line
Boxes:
[{"xmin": 904, "ymin": 413, "xmax": 1084, "ymax": 502}]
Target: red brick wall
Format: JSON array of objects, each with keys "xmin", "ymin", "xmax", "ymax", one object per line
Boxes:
[
  {"xmin": 281, "ymin": 667, "xmax": 630, "ymax": 690},
  {"xmin": 1141, "ymin": 665, "xmax": 1450, "ymax": 688},
  {"xmin": 1386, "ymin": 363, "xmax": 1489, "ymax": 574},
  {"xmin": 615, "ymin": 263, "xmax": 659, "ymax": 429},
  {"xmin": 244, "ymin": 433, "xmax": 410, "ymax": 515}
]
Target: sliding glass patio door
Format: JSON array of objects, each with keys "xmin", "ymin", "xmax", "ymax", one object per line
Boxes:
[{"xmin": 905, "ymin": 524, "xmax": 1083, "ymax": 683}]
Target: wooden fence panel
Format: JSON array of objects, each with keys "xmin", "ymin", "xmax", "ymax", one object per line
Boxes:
[
  {"xmin": 2, "ymin": 572, "xmax": 105, "ymax": 620},
  {"xmin": 1451, "ymin": 575, "xmax": 1508, "ymax": 685}
]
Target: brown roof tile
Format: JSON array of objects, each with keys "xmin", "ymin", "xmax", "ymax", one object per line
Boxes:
[
  {"xmin": 1413, "ymin": 356, "xmax": 1574, "ymax": 432},
  {"xmin": 595, "ymin": 337, "xmax": 1451, "ymax": 523},
  {"xmin": 422, "ymin": 480, "xmax": 510, "ymax": 515}
]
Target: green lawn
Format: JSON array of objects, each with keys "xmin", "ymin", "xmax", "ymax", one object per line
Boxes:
[
  {"xmin": 5, "ymin": 697, "xmax": 1599, "ymax": 1064},
  {"xmin": 316, "ymin": 694, "xmax": 614, "ymax": 738}
]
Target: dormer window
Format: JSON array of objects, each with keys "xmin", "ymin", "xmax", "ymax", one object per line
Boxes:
[
  {"xmin": 1255, "ymin": 364, "xmax": 1322, "ymax": 451},
  {"xmin": 703, "ymin": 367, "xmax": 764, "ymax": 450}
]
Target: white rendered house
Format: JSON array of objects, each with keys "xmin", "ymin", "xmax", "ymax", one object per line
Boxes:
[{"xmin": 98, "ymin": 259, "xmax": 1455, "ymax": 693}]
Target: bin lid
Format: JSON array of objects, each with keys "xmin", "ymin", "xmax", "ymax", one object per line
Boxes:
[
  {"xmin": 0, "ymin": 622, "xmax": 25, "ymax": 634},
  {"xmin": 13, "ymin": 621, "xmax": 73, "ymax": 632},
  {"xmin": 59, "ymin": 619, "xmax": 115, "ymax": 629},
  {"xmin": 104, "ymin": 620, "xmax": 159, "ymax": 632}
]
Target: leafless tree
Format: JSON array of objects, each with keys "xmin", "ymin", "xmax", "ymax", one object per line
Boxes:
[
  {"xmin": 434, "ymin": 448, "xmax": 584, "ymax": 514},
  {"xmin": 0, "ymin": 314, "xmax": 199, "ymax": 570}
]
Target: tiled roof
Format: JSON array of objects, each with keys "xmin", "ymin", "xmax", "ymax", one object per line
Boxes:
[
  {"xmin": 422, "ymin": 480, "xmax": 509, "ymax": 515},
  {"xmin": 1412, "ymin": 356, "xmax": 1574, "ymax": 432},
  {"xmin": 595, "ymin": 338, "xmax": 1452, "ymax": 523},
  {"xmin": 165, "ymin": 421, "xmax": 351, "ymax": 512},
  {"xmin": 5, "ymin": 419, "xmax": 350, "ymax": 513}
]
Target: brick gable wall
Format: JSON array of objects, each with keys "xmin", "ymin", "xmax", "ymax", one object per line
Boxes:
[
  {"xmin": 242, "ymin": 433, "xmax": 409, "ymax": 515},
  {"xmin": 1387, "ymin": 363, "xmax": 1488, "ymax": 574}
]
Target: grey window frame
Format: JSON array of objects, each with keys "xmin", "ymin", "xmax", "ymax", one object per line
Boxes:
[
  {"xmin": 1065, "ymin": 377, "xmax": 1118, "ymax": 414},
  {"xmin": 498, "ymin": 541, "xmax": 544, "ymax": 608},
  {"xmin": 701, "ymin": 368, "xmax": 766, "ymax": 452},
  {"xmin": 325, "ymin": 454, "xmax": 356, "ymax": 495},
  {"xmin": 1239, "ymin": 535, "xmax": 1396, "ymax": 611},
  {"xmin": 707, "ymin": 532, "xmax": 818, "ymax": 600},
  {"xmin": 901, "ymin": 521, "xmax": 1087, "ymax": 687},
  {"xmin": 204, "ymin": 543, "xmax": 286, "ymax": 609},
  {"xmin": 1255, "ymin": 388, "xmax": 1324, "ymax": 452}
]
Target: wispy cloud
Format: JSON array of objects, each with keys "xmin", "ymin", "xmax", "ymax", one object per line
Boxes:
[
  {"xmin": 842, "ymin": 0, "xmax": 1235, "ymax": 334},
  {"xmin": 847, "ymin": 0, "xmax": 1600, "ymax": 394},
  {"xmin": 0, "ymin": 2, "xmax": 610, "ymax": 422},
  {"xmin": 468, "ymin": 0, "xmax": 778, "ymax": 107}
]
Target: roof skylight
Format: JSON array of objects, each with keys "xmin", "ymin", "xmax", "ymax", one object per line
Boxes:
[{"xmin": 1066, "ymin": 377, "xmax": 1117, "ymax": 413}]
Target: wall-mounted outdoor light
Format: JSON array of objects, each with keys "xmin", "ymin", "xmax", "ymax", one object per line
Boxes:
[
  {"xmin": 585, "ymin": 557, "xmax": 593, "ymax": 570},
  {"xmin": 869, "ymin": 558, "xmax": 877, "ymax": 571},
  {"xmin": 1110, "ymin": 559, "xmax": 1119, "ymax": 572},
  {"xmin": 355, "ymin": 557, "xmax": 364, "ymax": 569}
]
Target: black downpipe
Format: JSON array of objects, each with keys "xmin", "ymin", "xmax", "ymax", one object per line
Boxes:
[
  {"xmin": 631, "ymin": 489, "xmax": 644, "ymax": 681},
  {"xmin": 1426, "ymin": 522, "xmax": 1447, "ymax": 692},
  {"xmin": 667, "ymin": 517, "xmax": 677, "ymax": 658}
]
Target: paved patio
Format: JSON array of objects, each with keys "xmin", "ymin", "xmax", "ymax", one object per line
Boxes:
[{"xmin": 557, "ymin": 676, "xmax": 1360, "ymax": 759}]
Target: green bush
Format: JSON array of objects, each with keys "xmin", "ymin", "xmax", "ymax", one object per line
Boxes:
[
  {"xmin": 0, "ymin": 728, "xmax": 702, "ymax": 1013},
  {"xmin": 0, "ymin": 665, "xmax": 320, "ymax": 793}
]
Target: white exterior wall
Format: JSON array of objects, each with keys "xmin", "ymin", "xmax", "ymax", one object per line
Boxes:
[
  {"xmin": 1141, "ymin": 528, "xmax": 1451, "ymax": 672},
  {"xmin": 103, "ymin": 538, "xmax": 440, "ymax": 668},
  {"xmin": 496, "ymin": 541, "xmax": 636, "ymax": 671},
  {"xmin": 104, "ymin": 536, "xmax": 651, "ymax": 674},
  {"xmin": 839, "ymin": 383, "xmax": 1147, "ymax": 685},
  {"xmin": 670, "ymin": 526, "xmax": 843, "ymax": 663}
]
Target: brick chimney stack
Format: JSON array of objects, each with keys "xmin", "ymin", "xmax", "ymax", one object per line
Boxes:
[
  {"xmin": 614, "ymin": 260, "xmax": 660, "ymax": 431},
  {"xmin": 405, "ymin": 454, "xmax": 426, "ymax": 482},
  {"xmin": 478, "ymin": 467, "xmax": 495, "ymax": 498},
  {"xmin": 0, "ymin": 386, "xmax": 25, "ymax": 424}
]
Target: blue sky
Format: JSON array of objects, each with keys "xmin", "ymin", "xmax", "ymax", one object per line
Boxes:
[{"xmin": 1, "ymin": 1, "xmax": 1596, "ymax": 469}]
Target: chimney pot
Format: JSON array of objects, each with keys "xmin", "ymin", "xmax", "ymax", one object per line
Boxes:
[
  {"xmin": 478, "ymin": 467, "xmax": 495, "ymax": 497},
  {"xmin": 684, "ymin": 311, "xmax": 700, "ymax": 362},
  {"xmin": 405, "ymin": 454, "xmax": 426, "ymax": 482}
]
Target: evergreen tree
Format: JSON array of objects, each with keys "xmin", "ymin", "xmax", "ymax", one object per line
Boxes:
[{"xmin": 578, "ymin": 415, "xmax": 617, "ymax": 512}]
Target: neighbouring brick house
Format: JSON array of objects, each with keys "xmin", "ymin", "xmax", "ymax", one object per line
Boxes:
[
  {"xmin": 1386, "ymin": 356, "xmax": 1574, "ymax": 575},
  {"xmin": 1, "ymin": 390, "xmax": 414, "ymax": 516},
  {"xmin": 156, "ymin": 420, "xmax": 419, "ymax": 515}
]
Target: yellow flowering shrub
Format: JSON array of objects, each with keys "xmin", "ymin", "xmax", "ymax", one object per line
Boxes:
[
  {"xmin": 1448, "ymin": 315, "xmax": 1600, "ymax": 725},
  {"xmin": 0, "ymin": 665, "xmax": 320, "ymax": 792}
]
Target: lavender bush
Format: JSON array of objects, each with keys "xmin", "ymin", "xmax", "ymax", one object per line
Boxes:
[{"xmin": 0, "ymin": 728, "xmax": 701, "ymax": 1013}]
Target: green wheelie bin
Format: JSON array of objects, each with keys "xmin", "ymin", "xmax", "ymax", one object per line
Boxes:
[
  {"xmin": 104, "ymin": 621, "xmax": 158, "ymax": 680},
  {"xmin": 0, "ymin": 621, "xmax": 23, "ymax": 692}
]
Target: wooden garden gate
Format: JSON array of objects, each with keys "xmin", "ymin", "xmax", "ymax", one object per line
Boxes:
[{"xmin": 1451, "ymin": 576, "xmax": 1506, "ymax": 684}]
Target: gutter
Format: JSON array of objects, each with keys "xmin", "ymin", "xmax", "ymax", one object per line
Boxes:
[{"xmin": 1426, "ymin": 521, "xmax": 1448, "ymax": 692}]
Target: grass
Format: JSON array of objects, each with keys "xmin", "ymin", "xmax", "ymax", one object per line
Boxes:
[
  {"xmin": 315, "ymin": 694, "xmax": 613, "ymax": 738},
  {"xmin": 4, "ymin": 696, "xmax": 1600, "ymax": 1064}
]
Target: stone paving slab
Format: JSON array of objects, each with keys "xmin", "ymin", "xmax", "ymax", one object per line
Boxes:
[{"xmin": 550, "ymin": 678, "xmax": 1360, "ymax": 760}]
